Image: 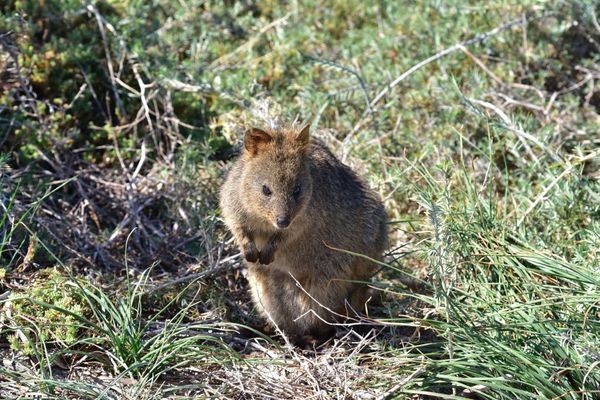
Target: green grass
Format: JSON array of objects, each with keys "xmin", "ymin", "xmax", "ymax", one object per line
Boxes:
[{"xmin": 1, "ymin": 0, "xmax": 600, "ymax": 398}]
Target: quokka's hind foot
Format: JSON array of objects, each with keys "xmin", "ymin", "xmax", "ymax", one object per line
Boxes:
[
  {"xmin": 293, "ymin": 334, "xmax": 332, "ymax": 351},
  {"xmin": 290, "ymin": 325, "xmax": 336, "ymax": 350},
  {"xmin": 236, "ymin": 322, "xmax": 275, "ymax": 339}
]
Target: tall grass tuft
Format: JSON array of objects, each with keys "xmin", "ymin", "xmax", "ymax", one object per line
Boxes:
[{"xmin": 388, "ymin": 158, "xmax": 600, "ymax": 399}]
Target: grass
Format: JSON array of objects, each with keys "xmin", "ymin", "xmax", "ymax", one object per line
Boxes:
[{"xmin": 1, "ymin": 0, "xmax": 600, "ymax": 398}]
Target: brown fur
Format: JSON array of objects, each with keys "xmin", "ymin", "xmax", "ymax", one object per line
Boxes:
[{"xmin": 220, "ymin": 124, "xmax": 388, "ymax": 341}]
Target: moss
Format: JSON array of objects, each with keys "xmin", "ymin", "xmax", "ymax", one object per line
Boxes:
[{"xmin": 4, "ymin": 268, "xmax": 89, "ymax": 354}]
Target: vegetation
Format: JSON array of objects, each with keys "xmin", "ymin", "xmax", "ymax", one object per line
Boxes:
[{"xmin": 1, "ymin": 0, "xmax": 599, "ymax": 398}]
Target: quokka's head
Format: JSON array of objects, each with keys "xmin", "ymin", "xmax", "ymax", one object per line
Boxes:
[{"xmin": 240, "ymin": 124, "xmax": 313, "ymax": 230}]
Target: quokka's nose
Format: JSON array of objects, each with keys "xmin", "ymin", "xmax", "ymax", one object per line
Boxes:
[{"xmin": 276, "ymin": 215, "xmax": 290, "ymax": 229}]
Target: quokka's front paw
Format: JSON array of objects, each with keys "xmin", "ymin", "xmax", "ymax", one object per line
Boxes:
[
  {"xmin": 258, "ymin": 246, "xmax": 275, "ymax": 265},
  {"xmin": 243, "ymin": 242, "xmax": 259, "ymax": 263}
]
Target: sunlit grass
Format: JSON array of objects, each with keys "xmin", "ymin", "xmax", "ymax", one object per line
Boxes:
[{"xmin": 1, "ymin": 0, "xmax": 599, "ymax": 398}]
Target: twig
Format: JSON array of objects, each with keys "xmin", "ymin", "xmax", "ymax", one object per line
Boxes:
[
  {"xmin": 468, "ymin": 98, "xmax": 558, "ymax": 162},
  {"xmin": 130, "ymin": 63, "xmax": 156, "ymax": 135},
  {"xmin": 66, "ymin": 83, "xmax": 88, "ymax": 109},
  {"xmin": 557, "ymin": 71, "xmax": 594, "ymax": 95},
  {"xmin": 163, "ymin": 79, "xmax": 214, "ymax": 94},
  {"xmin": 544, "ymin": 91, "xmax": 559, "ymax": 116},
  {"xmin": 163, "ymin": 78, "xmax": 246, "ymax": 108},
  {"xmin": 87, "ymin": 4, "xmax": 125, "ymax": 122},
  {"xmin": 349, "ymin": 15, "xmax": 536, "ymax": 138},
  {"xmin": 130, "ymin": 139, "xmax": 147, "ymax": 181},
  {"xmin": 459, "ymin": 45, "xmax": 504, "ymax": 85},
  {"xmin": 457, "ymin": 45, "xmax": 545, "ymax": 101},
  {"xmin": 494, "ymin": 93, "xmax": 545, "ymax": 113},
  {"xmin": 369, "ymin": 17, "xmax": 526, "ymax": 109},
  {"xmin": 144, "ymin": 256, "xmax": 240, "ymax": 294},
  {"xmin": 376, "ymin": 366, "xmax": 426, "ymax": 400},
  {"xmin": 590, "ymin": 5, "xmax": 600, "ymax": 35}
]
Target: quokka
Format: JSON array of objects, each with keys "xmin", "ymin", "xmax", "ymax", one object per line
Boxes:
[{"xmin": 220, "ymin": 122, "xmax": 387, "ymax": 343}]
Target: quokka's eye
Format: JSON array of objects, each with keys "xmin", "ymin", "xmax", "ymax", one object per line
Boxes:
[
  {"xmin": 293, "ymin": 185, "xmax": 301, "ymax": 197},
  {"xmin": 262, "ymin": 185, "xmax": 272, "ymax": 196}
]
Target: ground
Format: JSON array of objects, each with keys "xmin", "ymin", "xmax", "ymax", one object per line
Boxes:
[{"xmin": 0, "ymin": 1, "xmax": 599, "ymax": 399}]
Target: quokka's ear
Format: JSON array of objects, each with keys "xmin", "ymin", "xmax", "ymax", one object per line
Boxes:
[
  {"xmin": 244, "ymin": 128, "xmax": 272, "ymax": 156},
  {"xmin": 296, "ymin": 123, "xmax": 310, "ymax": 146}
]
